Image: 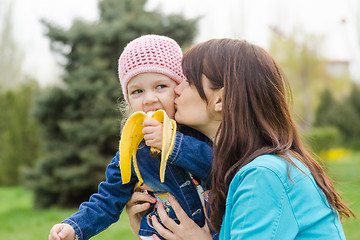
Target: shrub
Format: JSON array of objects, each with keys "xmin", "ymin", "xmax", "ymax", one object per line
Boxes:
[{"xmin": 302, "ymin": 126, "xmax": 342, "ymax": 154}]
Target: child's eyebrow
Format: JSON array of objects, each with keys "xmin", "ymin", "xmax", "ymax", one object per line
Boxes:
[
  {"xmin": 127, "ymin": 83, "xmax": 142, "ymax": 89},
  {"xmin": 154, "ymin": 78, "xmax": 172, "ymax": 84}
]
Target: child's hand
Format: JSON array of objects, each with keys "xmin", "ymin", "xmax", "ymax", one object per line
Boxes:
[
  {"xmin": 142, "ymin": 119, "xmax": 164, "ymax": 150},
  {"xmin": 48, "ymin": 223, "xmax": 75, "ymax": 240}
]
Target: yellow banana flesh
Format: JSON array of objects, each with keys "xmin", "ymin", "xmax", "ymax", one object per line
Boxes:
[
  {"xmin": 119, "ymin": 110, "xmax": 177, "ymax": 184},
  {"xmin": 119, "ymin": 112, "xmax": 146, "ymax": 185}
]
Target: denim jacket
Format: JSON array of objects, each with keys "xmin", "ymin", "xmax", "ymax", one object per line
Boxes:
[{"xmin": 62, "ymin": 125, "xmax": 214, "ymax": 240}]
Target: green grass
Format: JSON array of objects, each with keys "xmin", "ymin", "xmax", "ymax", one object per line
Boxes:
[
  {"xmin": 323, "ymin": 152, "xmax": 360, "ymax": 240},
  {"xmin": 0, "ymin": 152, "xmax": 359, "ymax": 240},
  {"xmin": 0, "ymin": 187, "xmax": 136, "ymax": 240}
]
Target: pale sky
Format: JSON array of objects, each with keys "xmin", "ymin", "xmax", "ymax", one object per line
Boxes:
[{"xmin": 4, "ymin": 0, "xmax": 360, "ymax": 85}]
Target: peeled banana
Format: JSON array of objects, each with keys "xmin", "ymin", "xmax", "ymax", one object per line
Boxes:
[{"xmin": 119, "ymin": 110, "xmax": 177, "ymax": 185}]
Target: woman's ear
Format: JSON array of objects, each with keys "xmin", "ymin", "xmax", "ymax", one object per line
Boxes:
[{"xmin": 214, "ymin": 88, "xmax": 224, "ymax": 112}]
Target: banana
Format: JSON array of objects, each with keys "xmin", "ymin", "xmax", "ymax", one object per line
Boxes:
[
  {"xmin": 119, "ymin": 112, "xmax": 147, "ymax": 185},
  {"xmin": 152, "ymin": 110, "xmax": 177, "ymax": 183},
  {"xmin": 119, "ymin": 110, "xmax": 177, "ymax": 185}
]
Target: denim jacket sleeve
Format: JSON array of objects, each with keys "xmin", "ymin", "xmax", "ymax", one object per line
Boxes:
[
  {"xmin": 62, "ymin": 151, "xmax": 138, "ymax": 240},
  {"xmin": 167, "ymin": 130, "xmax": 213, "ymax": 183}
]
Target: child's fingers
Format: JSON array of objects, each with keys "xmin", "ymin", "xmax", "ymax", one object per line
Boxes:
[
  {"xmin": 142, "ymin": 125, "xmax": 162, "ymax": 135},
  {"xmin": 49, "ymin": 224, "xmax": 65, "ymax": 240},
  {"xmin": 129, "ymin": 191, "xmax": 156, "ymax": 204},
  {"xmin": 129, "ymin": 202, "xmax": 151, "ymax": 214},
  {"xmin": 126, "ymin": 191, "xmax": 156, "ymax": 217},
  {"xmin": 49, "ymin": 230, "xmax": 60, "ymax": 240},
  {"xmin": 134, "ymin": 184, "xmax": 153, "ymax": 193},
  {"xmin": 143, "ymin": 119, "xmax": 161, "ymax": 127},
  {"xmin": 57, "ymin": 225, "xmax": 75, "ymax": 240},
  {"xmin": 142, "ymin": 124, "xmax": 163, "ymax": 149}
]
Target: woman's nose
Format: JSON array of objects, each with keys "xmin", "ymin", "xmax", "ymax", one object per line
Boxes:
[{"xmin": 174, "ymin": 81, "xmax": 185, "ymax": 96}]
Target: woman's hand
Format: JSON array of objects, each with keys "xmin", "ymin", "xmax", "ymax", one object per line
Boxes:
[
  {"xmin": 126, "ymin": 184, "xmax": 156, "ymax": 238},
  {"xmin": 151, "ymin": 193, "xmax": 212, "ymax": 240},
  {"xmin": 48, "ymin": 223, "xmax": 75, "ymax": 240}
]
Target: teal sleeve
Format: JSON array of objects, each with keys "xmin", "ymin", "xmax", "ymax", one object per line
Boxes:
[{"xmin": 227, "ymin": 167, "xmax": 297, "ymax": 239}]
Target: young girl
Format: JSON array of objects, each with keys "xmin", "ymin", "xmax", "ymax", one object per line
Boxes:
[{"xmin": 48, "ymin": 35, "xmax": 215, "ymax": 240}]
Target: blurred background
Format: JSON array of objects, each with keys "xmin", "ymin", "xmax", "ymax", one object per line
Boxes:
[{"xmin": 0, "ymin": 0, "xmax": 359, "ymax": 239}]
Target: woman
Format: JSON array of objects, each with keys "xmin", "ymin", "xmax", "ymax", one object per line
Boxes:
[{"xmin": 128, "ymin": 39, "xmax": 355, "ymax": 239}]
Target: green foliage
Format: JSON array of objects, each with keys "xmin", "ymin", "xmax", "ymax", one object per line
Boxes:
[
  {"xmin": 314, "ymin": 84, "xmax": 360, "ymax": 149},
  {"xmin": 0, "ymin": 1, "xmax": 39, "ymax": 186},
  {"xmin": 269, "ymin": 29, "xmax": 352, "ymax": 129},
  {"xmin": 0, "ymin": 82, "xmax": 41, "ymax": 185},
  {"xmin": 314, "ymin": 88, "xmax": 335, "ymax": 126},
  {"xmin": 302, "ymin": 126, "xmax": 342, "ymax": 154},
  {"xmin": 25, "ymin": 0, "xmax": 198, "ymax": 208}
]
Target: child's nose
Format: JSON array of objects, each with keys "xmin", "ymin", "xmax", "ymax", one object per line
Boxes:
[{"xmin": 143, "ymin": 92, "xmax": 158, "ymax": 104}]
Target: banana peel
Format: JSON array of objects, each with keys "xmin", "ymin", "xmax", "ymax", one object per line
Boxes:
[{"xmin": 119, "ymin": 110, "xmax": 177, "ymax": 185}]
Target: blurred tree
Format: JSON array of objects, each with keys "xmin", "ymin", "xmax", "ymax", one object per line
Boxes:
[
  {"xmin": 348, "ymin": 83, "xmax": 360, "ymax": 114},
  {"xmin": 0, "ymin": 1, "xmax": 24, "ymax": 91},
  {"xmin": 314, "ymin": 83, "xmax": 360, "ymax": 149},
  {"xmin": 25, "ymin": 0, "xmax": 198, "ymax": 208},
  {"xmin": 331, "ymin": 84, "xmax": 360, "ymax": 148},
  {"xmin": 0, "ymin": 82, "xmax": 41, "ymax": 185},
  {"xmin": 269, "ymin": 27, "xmax": 351, "ymax": 130},
  {"xmin": 0, "ymin": 1, "xmax": 40, "ymax": 185},
  {"xmin": 314, "ymin": 88, "xmax": 336, "ymax": 126}
]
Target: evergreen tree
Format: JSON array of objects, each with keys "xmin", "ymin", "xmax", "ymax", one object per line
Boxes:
[
  {"xmin": 25, "ymin": 0, "xmax": 197, "ymax": 208},
  {"xmin": 314, "ymin": 84, "xmax": 360, "ymax": 149},
  {"xmin": 348, "ymin": 83, "xmax": 360, "ymax": 114},
  {"xmin": 340, "ymin": 84, "xmax": 360, "ymax": 147},
  {"xmin": 314, "ymin": 88, "xmax": 336, "ymax": 126}
]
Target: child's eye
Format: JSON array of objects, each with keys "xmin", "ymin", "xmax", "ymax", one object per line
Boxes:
[
  {"xmin": 156, "ymin": 84, "xmax": 167, "ymax": 89},
  {"xmin": 131, "ymin": 89, "xmax": 142, "ymax": 95}
]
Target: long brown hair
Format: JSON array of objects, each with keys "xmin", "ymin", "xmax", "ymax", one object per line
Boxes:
[{"xmin": 182, "ymin": 39, "xmax": 355, "ymax": 232}]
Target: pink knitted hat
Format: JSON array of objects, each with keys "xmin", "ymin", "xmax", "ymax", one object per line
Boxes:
[{"xmin": 118, "ymin": 35, "xmax": 186, "ymax": 102}]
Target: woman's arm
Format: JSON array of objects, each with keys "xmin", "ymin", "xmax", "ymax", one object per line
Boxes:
[{"xmin": 151, "ymin": 193, "xmax": 212, "ymax": 240}]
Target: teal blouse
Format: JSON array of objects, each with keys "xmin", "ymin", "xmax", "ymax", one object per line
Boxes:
[{"xmin": 219, "ymin": 154, "xmax": 345, "ymax": 239}]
